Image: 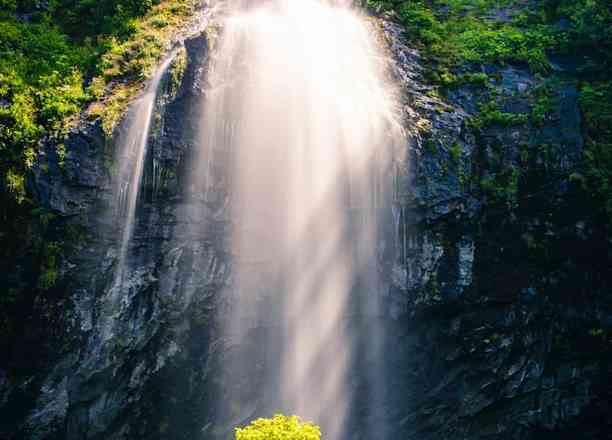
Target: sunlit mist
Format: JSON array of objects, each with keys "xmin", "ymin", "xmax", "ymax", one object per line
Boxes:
[{"xmin": 197, "ymin": 0, "xmax": 404, "ymax": 438}]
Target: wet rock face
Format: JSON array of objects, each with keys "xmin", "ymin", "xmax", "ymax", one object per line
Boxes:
[
  {"xmin": 1, "ymin": 32, "xmax": 225, "ymax": 440},
  {"xmin": 383, "ymin": 20, "xmax": 612, "ymax": 440},
  {"xmin": 62, "ymin": 34, "xmax": 228, "ymax": 440},
  {"xmin": 1, "ymin": 16, "xmax": 611, "ymax": 440}
]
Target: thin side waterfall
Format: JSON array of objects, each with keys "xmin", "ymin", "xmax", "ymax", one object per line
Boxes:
[
  {"xmin": 196, "ymin": 0, "xmax": 404, "ymax": 438},
  {"xmin": 112, "ymin": 54, "xmax": 176, "ymax": 294},
  {"xmin": 98, "ymin": 52, "xmax": 177, "ymax": 345}
]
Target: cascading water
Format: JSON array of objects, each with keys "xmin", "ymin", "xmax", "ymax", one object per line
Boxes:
[
  {"xmin": 196, "ymin": 0, "xmax": 404, "ymax": 437},
  {"xmin": 97, "ymin": 53, "xmax": 178, "ymax": 345},
  {"xmin": 112, "ymin": 54, "xmax": 176, "ymax": 294}
]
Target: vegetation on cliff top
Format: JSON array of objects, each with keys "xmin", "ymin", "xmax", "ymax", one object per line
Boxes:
[
  {"xmin": 367, "ymin": 0, "xmax": 610, "ymax": 72},
  {"xmin": 0, "ymin": 0, "xmax": 199, "ymax": 301},
  {"xmin": 368, "ymin": 0, "xmax": 612, "ymax": 218},
  {"xmin": 0, "ymin": 0, "xmax": 199, "ymax": 207}
]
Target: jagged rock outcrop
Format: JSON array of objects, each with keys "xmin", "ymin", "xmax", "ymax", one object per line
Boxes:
[{"xmin": 382, "ymin": 19, "xmax": 612, "ymax": 440}]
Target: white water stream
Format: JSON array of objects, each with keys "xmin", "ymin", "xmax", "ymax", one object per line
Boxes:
[
  {"xmin": 197, "ymin": 1, "xmax": 404, "ymax": 437},
  {"xmin": 112, "ymin": 55, "xmax": 176, "ymax": 292}
]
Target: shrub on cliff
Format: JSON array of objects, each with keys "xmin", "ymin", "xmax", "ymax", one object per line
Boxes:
[{"xmin": 235, "ymin": 415, "xmax": 321, "ymax": 440}]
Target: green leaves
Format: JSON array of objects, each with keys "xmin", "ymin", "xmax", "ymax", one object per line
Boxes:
[
  {"xmin": 367, "ymin": 1, "xmax": 554, "ymax": 73},
  {"xmin": 0, "ymin": 0, "xmax": 197, "ymax": 205},
  {"xmin": 581, "ymin": 80, "xmax": 612, "ymax": 218},
  {"xmin": 0, "ymin": 0, "xmax": 16, "ymax": 13},
  {"xmin": 235, "ymin": 415, "xmax": 321, "ymax": 440},
  {"xmin": 471, "ymin": 101, "xmax": 529, "ymax": 129},
  {"xmin": 452, "ymin": 25, "xmax": 552, "ymax": 72},
  {"xmin": 0, "ymin": 14, "xmax": 91, "ymax": 207},
  {"xmin": 38, "ymin": 241, "xmax": 61, "ymax": 290},
  {"xmin": 37, "ymin": 70, "xmax": 88, "ymax": 130}
]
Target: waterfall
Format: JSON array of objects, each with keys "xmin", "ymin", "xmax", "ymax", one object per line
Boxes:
[
  {"xmin": 112, "ymin": 55, "xmax": 176, "ymax": 292},
  {"xmin": 98, "ymin": 53, "xmax": 178, "ymax": 343},
  {"xmin": 195, "ymin": 1, "xmax": 404, "ymax": 437}
]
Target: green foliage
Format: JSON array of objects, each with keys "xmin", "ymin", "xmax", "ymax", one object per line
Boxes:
[
  {"xmin": 449, "ymin": 142, "xmax": 462, "ymax": 163},
  {"xmin": 0, "ymin": 15, "xmax": 91, "ymax": 205},
  {"xmin": 87, "ymin": 0, "xmax": 198, "ymax": 135},
  {"xmin": 168, "ymin": 46, "xmax": 188, "ymax": 97},
  {"xmin": 471, "ymin": 100, "xmax": 528, "ymax": 129},
  {"xmin": 38, "ymin": 241, "xmax": 61, "ymax": 290},
  {"xmin": 439, "ymin": 71, "xmax": 490, "ymax": 88},
  {"xmin": 4, "ymin": 168, "xmax": 26, "ymax": 203},
  {"xmin": 50, "ymin": 0, "xmax": 159, "ymax": 39},
  {"xmin": 89, "ymin": 82, "xmax": 142, "ymax": 135},
  {"xmin": 580, "ymin": 81, "xmax": 612, "ymax": 139},
  {"xmin": 397, "ymin": 1, "xmax": 442, "ymax": 47},
  {"xmin": 480, "ymin": 166, "xmax": 521, "ymax": 203},
  {"xmin": 581, "ymin": 81, "xmax": 612, "ymax": 217},
  {"xmin": 547, "ymin": 0, "xmax": 612, "ymax": 76},
  {"xmin": 0, "ymin": 0, "xmax": 16, "ymax": 13},
  {"xmin": 450, "ymin": 23, "xmax": 552, "ymax": 72},
  {"xmin": 365, "ymin": 0, "xmax": 612, "ymax": 161},
  {"xmin": 367, "ymin": 1, "xmax": 554, "ymax": 73},
  {"xmin": 235, "ymin": 415, "xmax": 321, "ymax": 440},
  {"xmin": 0, "ymin": 0, "xmax": 198, "ymax": 206},
  {"xmin": 531, "ymin": 82, "xmax": 555, "ymax": 126},
  {"xmin": 0, "ymin": 0, "xmax": 198, "ymax": 308},
  {"xmin": 424, "ymin": 138, "xmax": 438, "ymax": 154}
]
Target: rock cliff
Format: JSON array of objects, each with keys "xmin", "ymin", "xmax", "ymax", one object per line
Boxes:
[{"xmin": 1, "ymin": 11, "xmax": 610, "ymax": 440}]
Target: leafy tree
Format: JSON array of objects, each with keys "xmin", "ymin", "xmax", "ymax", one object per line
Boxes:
[{"xmin": 235, "ymin": 415, "xmax": 321, "ymax": 440}]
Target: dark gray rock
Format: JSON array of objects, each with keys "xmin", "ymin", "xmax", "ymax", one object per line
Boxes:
[{"xmin": 380, "ymin": 18, "xmax": 611, "ymax": 440}]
